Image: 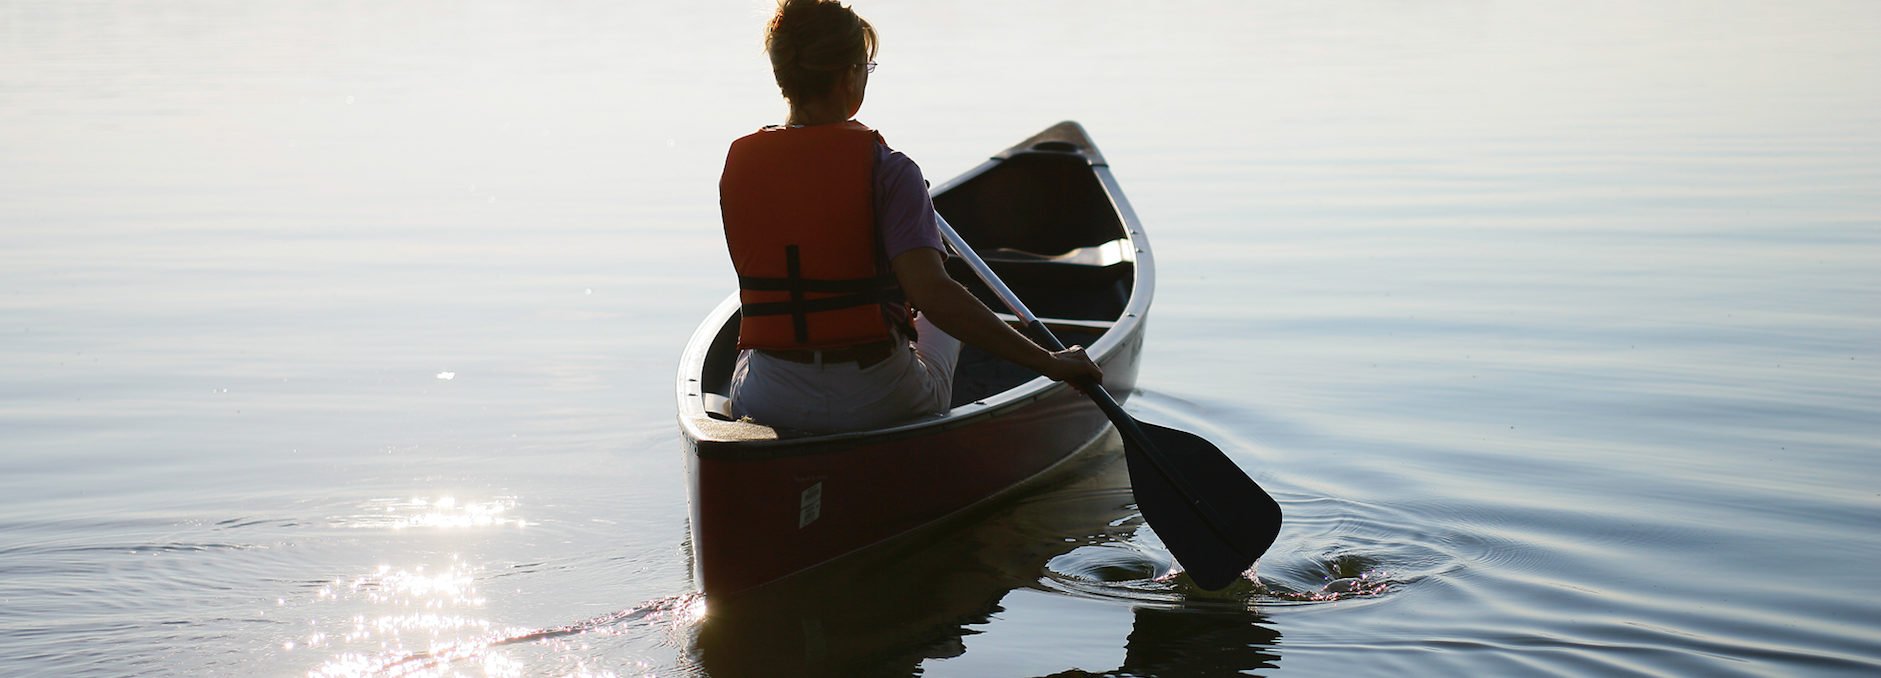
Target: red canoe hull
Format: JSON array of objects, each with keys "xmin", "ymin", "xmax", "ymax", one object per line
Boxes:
[{"xmin": 686, "ymin": 330, "xmax": 1139, "ymax": 595}]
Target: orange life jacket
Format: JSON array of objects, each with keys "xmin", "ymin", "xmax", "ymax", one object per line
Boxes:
[{"xmin": 719, "ymin": 121, "xmax": 908, "ymax": 350}]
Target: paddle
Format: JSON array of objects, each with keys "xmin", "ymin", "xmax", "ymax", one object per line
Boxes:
[{"xmin": 935, "ymin": 213, "xmax": 1283, "ymax": 590}]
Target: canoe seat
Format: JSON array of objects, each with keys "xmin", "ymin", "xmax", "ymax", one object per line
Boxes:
[
  {"xmin": 992, "ymin": 313, "xmax": 1115, "ymax": 333},
  {"xmin": 690, "ymin": 413, "xmax": 781, "ymax": 441},
  {"xmin": 979, "ymin": 238, "xmax": 1132, "ymax": 268},
  {"xmin": 945, "ymin": 238, "xmax": 1133, "ymax": 322},
  {"xmin": 703, "ymin": 392, "xmax": 734, "ymax": 420},
  {"xmin": 695, "ymin": 397, "xmax": 895, "ymax": 440}
]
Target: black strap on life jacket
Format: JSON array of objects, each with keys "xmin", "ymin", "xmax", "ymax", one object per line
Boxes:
[{"xmin": 739, "ymin": 245, "xmax": 900, "ymax": 343}]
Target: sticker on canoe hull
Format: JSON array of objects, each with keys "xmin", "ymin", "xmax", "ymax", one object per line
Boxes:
[{"xmin": 798, "ymin": 482, "xmax": 822, "ymax": 528}]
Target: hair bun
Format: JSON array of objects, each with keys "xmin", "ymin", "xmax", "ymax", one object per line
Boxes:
[{"xmin": 764, "ymin": 0, "xmax": 877, "ymax": 103}]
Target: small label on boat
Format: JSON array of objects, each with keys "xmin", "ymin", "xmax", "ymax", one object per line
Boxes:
[{"xmin": 798, "ymin": 482, "xmax": 822, "ymax": 528}]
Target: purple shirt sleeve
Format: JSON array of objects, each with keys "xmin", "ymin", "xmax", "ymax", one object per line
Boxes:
[{"xmin": 874, "ymin": 144, "xmax": 943, "ymax": 260}]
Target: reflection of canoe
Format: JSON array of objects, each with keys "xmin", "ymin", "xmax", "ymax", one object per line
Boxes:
[
  {"xmin": 688, "ymin": 445, "xmax": 1288, "ymax": 676},
  {"xmin": 677, "ymin": 121, "xmax": 1154, "ymax": 597},
  {"xmin": 690, "ymin": 441, "xmax": 1136, "ymax": 675}
]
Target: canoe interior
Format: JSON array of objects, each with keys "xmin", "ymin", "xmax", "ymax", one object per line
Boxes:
[
  {"xmin": 696, "ymin": 143, "xmax": 1135, "ymax": 420},
  {"xmin": 932, "ymin": 151, "xmax": 1126, "ymax": 258},
  {"xmin": 937, "ymin": 150, "xmax": 1133, "ymax": 322}
]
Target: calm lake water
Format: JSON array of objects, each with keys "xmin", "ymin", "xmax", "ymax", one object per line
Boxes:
[{"xmin": 4, "ymin": 1, "xmax": 1879, "ymax": 675}]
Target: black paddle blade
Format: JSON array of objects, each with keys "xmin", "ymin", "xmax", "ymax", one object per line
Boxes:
[{"xmin": 1123, "ymin": 422, "xmax": 1283, "ymax": 591}]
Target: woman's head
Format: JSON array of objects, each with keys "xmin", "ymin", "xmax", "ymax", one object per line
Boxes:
[{"xmin": 766, "ymin": 0, "xmax": 877, "ymax": 106}]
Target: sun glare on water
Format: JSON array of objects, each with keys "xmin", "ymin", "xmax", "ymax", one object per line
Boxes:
[
  {"xmin": 331, "ymin": 495, "xmax": 527, "ymax": 530},
  {"xmin": 302, "ymin": 557, "xmax": 525, "ymax": 677},
  {"xmin": 293, "ymin": 495, "xmax": 544, "ymax": 676}
]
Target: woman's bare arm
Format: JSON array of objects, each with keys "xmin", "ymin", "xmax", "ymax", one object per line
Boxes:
[{"xmin": 890, "ymin": 247, "xmax": 1101, "ymax": 383}]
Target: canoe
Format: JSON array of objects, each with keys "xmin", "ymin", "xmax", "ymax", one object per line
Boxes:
[{"xmin": 676, "ymin": 121, "xmax": 1153, "ymax": 597}]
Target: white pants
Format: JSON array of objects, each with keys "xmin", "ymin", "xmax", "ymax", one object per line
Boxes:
[{"xmin": 730, "ymin": 314, "xmax": 962, "ymax": 433}]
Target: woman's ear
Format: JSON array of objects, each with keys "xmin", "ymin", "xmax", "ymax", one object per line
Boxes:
[{"xmin": 843, "ymin": 67, "xmax": 867, "ymax": 116}]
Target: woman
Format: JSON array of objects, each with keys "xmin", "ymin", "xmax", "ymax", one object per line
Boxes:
[{"xmin": 721, "ymin": 0, "xmax": 1100, "ymax": 433}]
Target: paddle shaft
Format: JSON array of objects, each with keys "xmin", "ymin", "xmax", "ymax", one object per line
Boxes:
[{"xmin": 933, "ymin": 214, "xmax": 1250, "ymax": 563}]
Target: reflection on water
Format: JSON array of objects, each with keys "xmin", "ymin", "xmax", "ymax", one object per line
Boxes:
[
  {"xmin": 301, "ymin": 434, "xmax": 1417, "ymax": 676},
  {"xmin": 687, "ymin": 439, "xmax": 1142, "ymax": 677},
  {"xmin": 686, "ymin": 433, "xmax": 1404, "ymax": 677},
  {"xmin": 1113, "ymin": 607, "xmax": 1282, "ymax": 677},
  {"xmin": 299, "ymin": 437, "xmax": 1373, "ymax": 676}
]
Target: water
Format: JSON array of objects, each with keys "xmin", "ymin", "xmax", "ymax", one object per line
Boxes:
[{"xmin": 3, "ymin": 0, "xmax": 1879, "ymax": 675}]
